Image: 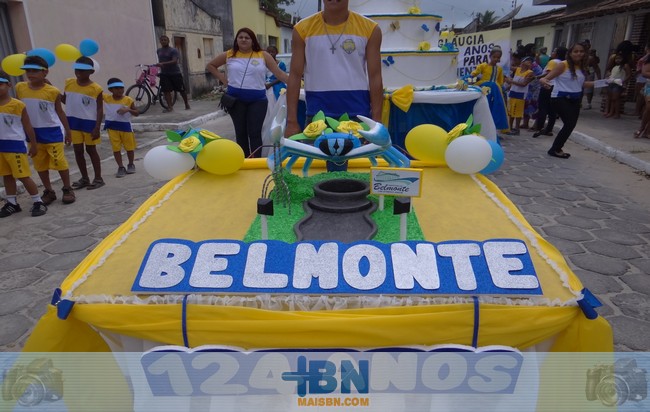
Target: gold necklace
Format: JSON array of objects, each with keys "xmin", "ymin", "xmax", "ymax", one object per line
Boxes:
[{"xmin": 322, "ymin": 14, "xmax": 349, "ymax": 54}]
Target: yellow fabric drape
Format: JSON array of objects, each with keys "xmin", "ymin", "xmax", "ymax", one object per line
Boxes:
[
  {"xmin": 23, "ymin": 161, "xmax": 612, "ymax": 355},
  {"xmin": 381, "ymin": 84, "xmax": 415, "ymax": 127}
]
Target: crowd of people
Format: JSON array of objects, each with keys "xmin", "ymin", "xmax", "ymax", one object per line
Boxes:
[{"xmin": 482, "ymin": 39, "xmax": 650, "ymax": 158}]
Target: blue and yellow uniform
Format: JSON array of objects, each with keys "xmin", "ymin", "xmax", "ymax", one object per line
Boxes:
[
  {"xmin": 225, "ymin": 50, "xmax": 268, "ymax": 102},
  {"xmin": 470, "ymin": 63, "xmax": 508, "ymax": 129},
  {"xmin": 471, "ymin": 63, "xmax": 504, "ymax": 87},
  {"xmin": 64, "ymin": 78, "xmax": 103, "ymax": 145},
  {"xmin": 15, "ymin": 82, "xmax": 69, "ymax": 172},
  {"xmin": 507, "ymin": 68, "xmax": 533, "ymax": 118},
  {"xmin": 103, "ymin": 94, "xmax": 136, "ymax": 152},
  {"xmin": 0, "ymin": 98, "xmax": 32, "ymax": 178},
  {"xmin": 295, "ymin": 11, "xmax": 377, "ymax": 118},
  {"xmin": 551, "ymin": 62, "xmax": 585, "ymax": 99}
]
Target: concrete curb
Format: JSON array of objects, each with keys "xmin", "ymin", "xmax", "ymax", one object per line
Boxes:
[
  {"xmin": 131, "ymin": 110, "xmax": 227, "ymax": 132},
  {"xmin": 570, "ymin": 131, "xmax": 650, "ymax": 175}
]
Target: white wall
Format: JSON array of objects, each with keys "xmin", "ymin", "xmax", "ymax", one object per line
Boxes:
[
  {"xmin": 15, "ymin": 0, "xmax": 157, "ymax": 92},
  {"xmin": 511, "ymin": 23, "xmax": 556, "ymax": 52}
]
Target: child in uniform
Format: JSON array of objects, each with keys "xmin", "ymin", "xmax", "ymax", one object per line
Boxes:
[
  {"xmin": 0, "ymin": 71, "xmax": 47, "ymax": 217},
  {"xmin": 15, "ymin": 55, "xmax": 75, "ymax": 204},
  {"xmin": 505, "ymin": 56, "xmax": 534, "ymax": 135},
  {"xmin": 63, "ymin": 56, "xmax": 104, "ymax": 189},
  {"xmin": 470, "ymin": 46, "xmax": 508, "ymax": 130},
  {"xmin": 604, "ymin": 53, "xmax": 631, "ymax": 119},
  {"xmin": 103, "ymin": 78, "xmax": 139, "ymax": 177}
]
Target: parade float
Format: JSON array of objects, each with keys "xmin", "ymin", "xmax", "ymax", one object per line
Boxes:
[{"xmin": 14, "ymin": 2, "xmax": 612, "ymax": 411}]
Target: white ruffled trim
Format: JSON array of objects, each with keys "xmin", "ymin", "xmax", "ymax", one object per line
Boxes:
[
  {"xmin": 471, "ymin": 175, "xmax": 581, "ymax": 305},
  {"xmin": 71, "ymin": 292, "xmax": 573, "ymax": 310},
  {"xmin": 64, "ymin": 172, "xmax": 196, "ymax": 299}
]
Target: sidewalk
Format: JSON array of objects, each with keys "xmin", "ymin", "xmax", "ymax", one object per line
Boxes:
[
  {"xmin": 529, "ymin": 93, "xmax": 650, "ymax": 174},
  {"xmin": 131, "ymin": 95, "xmax": 227, "ymax": 133}
]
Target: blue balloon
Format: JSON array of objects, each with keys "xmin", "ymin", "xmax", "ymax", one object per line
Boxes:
[
  {"xmin": 26, "ymin": 48, "xmax": 56, "ymax": 68},
  {"xmin": 79, "ymin": 38, "xmax": 99, "ymax": 57},
  {"xmin": 480, "ymin": 140, "xmax": 505, "ymax": 174}
]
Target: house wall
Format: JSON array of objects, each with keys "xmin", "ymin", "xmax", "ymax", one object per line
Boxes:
[
  {"xmin": 511, "ymin": 24, "xmax": 556, "ymax": 53},
  {"xmin": 232, "ymin": 0, "xmax": 281, "ymax": 50},
  {"xmin": 280, "ymin": 25, "xmax": 293, "ymax": 54},
  {"xmin": 160, "ymin": 0, "xmax": 224, "ymax": 97},
  {"xmin": 7, "ymin": 0, "xmax": 156, "ymax": 92},
  {"xmin": 559, "ymin": 12, "xmax": 647, "ymax": 78}
]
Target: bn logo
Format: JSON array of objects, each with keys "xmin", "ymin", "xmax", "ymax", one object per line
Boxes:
[{"xmin": 282, "ymin": 356, "xmax": 369, "ymax": 397}]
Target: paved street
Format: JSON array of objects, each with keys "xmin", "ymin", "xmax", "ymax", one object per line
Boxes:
[{"xmin": 0, "ymin": 94, "xmax": 649, "ymax": 352}]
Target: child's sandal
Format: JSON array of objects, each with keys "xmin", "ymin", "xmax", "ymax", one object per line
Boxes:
[
  {"xmin": 86, "ymin": 178, "xmax": 105, "ymax": 190},
  {"xmin": 71, "ymin": 177, "xmax": 90, "ymax": 189}
]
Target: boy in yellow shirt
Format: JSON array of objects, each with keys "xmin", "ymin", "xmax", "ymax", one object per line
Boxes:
[
  {"xmin": 0, "ymin": 71, "xmax": 47, "ymax": 217},
  {"xmin": 103, "ymin": 78, "xmax": 139, "ymax": 177},
  {"xmin": 504, "ymin": 56, "xmax": 534, "ymax": 135},
  {"xmin": 15, "ymin": 55, "xmax": 75, "ymax": 204}
]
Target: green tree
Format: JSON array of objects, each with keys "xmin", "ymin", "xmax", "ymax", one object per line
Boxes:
[
  {"xmin": 259, "ymin": 0, "xmax": 295, "ymax": 21},
  {"xmin": 476, "ymin": 10, "xmax": 498, "ymax": 29}
]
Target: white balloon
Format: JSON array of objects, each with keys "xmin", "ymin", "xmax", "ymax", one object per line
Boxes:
[
  {"xmin": 143, "ymin": 145, "xmax": 195, "ymax": 180},
  {"xmin": 445, "ymin": 134, "xmax": 492, "ymax": 174},
  {"xmin": 90, "ymin": 57, "xmax": 100, "ymax": 73}
]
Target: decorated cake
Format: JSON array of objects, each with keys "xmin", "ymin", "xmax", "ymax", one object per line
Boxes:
[{"xmin": 350, "ymin": 0, "xmax": 459, "ymax": 89}]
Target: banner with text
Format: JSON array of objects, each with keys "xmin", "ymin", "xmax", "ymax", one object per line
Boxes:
[{"xmin": 445, "ymin": 27, "xmax": 512, "ymax": 80}]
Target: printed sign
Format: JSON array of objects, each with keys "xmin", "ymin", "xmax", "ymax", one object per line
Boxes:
[
  {"xmin": 370, "ymin": 167, "xmax": 423, "ymax": 197},
  {"xmin": 132, "ymin": 239, "xmax": 542, "ymax": 296},
  {"xmin": 441, "ymin": 28, "xmax": 512, "ymax": 80}
]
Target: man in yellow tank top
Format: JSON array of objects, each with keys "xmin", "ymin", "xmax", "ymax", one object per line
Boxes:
[{"xmin": 285, "ymin": 0, "xmax": 383, "ymax": 139}]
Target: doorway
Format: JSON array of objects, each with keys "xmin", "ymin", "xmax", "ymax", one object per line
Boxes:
[{"xmin": 173, "ymin": 36, "xmax": 190, "ymax": 97}]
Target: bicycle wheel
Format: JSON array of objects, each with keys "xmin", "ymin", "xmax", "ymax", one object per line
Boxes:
[
  {"xmin": 126, "ymin": 84, "xmax": 152, "ymax": 114},
  {"xmin": 159, "ymin": 90, "xmax": 178, "ymax": 110}
]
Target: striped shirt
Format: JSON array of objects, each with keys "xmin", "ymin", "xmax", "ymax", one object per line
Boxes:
[
  {"xmin": 226, "ymin": 50, "xmax": 267, "ymax": 101},
  {"xmin": 103, "ymin": 94, "xmax": 134, "ymax": 132},
  {"xmin": 295, "ymin": 11, "xmax": 377, "ymax": 118},
  {"xmin": 64, "ymin": 78, "xmax": 102, "ymax": 132},
  {"xmin": 15, "ymin": 82, "xmax": 63, "ymax": 144},
  {"xmin": 0, "ymin": 98, "xmax": 27, "ymax": 153},
  {"xmin": 551, "ymin": 61, "xmax": 586, "ymax": 99},
  {"xmin": 508, "ymin": 68, "xmax": 533, "ymax": 99}
]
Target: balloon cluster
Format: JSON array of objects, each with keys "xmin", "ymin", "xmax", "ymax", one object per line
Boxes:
[
  {"xmin": 405, "ymin": 116, "xmax": 504, "ymax": 175},
  {"xmin": 143, "ymin": 129, "xmax": 245, "ymax": 180},
  {"xmin": 1, "ymin": 38, "xmax": 99, "ymax": 77}
]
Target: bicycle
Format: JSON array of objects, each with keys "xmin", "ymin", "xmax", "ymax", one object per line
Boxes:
[{"xmin": 126, "ymin": 64, "xmax": 177, "ymax": 114}]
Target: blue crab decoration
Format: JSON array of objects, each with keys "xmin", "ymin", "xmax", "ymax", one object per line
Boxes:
[{"xmin": 267, "ymin": 109, "xmax": 410, "ymax": 176}]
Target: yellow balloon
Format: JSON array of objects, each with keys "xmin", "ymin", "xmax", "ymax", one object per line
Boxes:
[
  {"xmin": 55, "ymin": 44, "xmax": 82, "ymax": 62},
  {"xmin": 196, "ymin": 139, "xmax": 244, "ymax": 175},
  {"xmin": 404, "ymin": 124, "xmax": 448, "ymax": 164},
  {"xmin": 1, "ymin": 54, "xmax": 26, "ymax": 76}
]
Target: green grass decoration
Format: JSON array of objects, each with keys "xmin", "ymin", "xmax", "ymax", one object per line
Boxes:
[{"xmin": 243, "ymin": 172, "xmax": 425, "ymax": 243}]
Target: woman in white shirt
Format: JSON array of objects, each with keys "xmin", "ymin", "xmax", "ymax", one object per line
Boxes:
[
  {"xmin": 540, "ymin": 42, "xmax": 594, "ymax": 159},
  {"xmin": 207, "ymin": 28, "xmax": 288, "ymax": 158}
]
